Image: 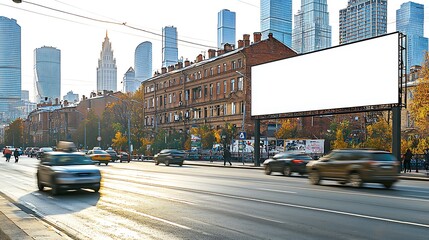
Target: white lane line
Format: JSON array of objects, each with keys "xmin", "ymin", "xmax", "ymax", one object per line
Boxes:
[
  {"xmin": 280, "ymin": 185, "xmax": 429, "ymax": 203},
  {"xmin": 207, "ymin": 192, "xmax": 429, "ymax": 229},
  {"xmin": 257, "ymin": 188, "xmax": 297, "ymax": 194},
  {"xmin": 103, "ymin": 202, "xmax": 192, "ymax": 230}
]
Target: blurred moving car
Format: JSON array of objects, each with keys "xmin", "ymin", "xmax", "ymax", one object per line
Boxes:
[
  {"xmin": 29, "ymin": 147, "xmax": 40, "ymax": 158},
  {"xmin": 24, "ymin": 147, "xmax": 32, "ymax": 156},
  {"xmin": 306, "ymin": 149, "xmax": 399, "ymax": 189},
  {"xmin": 36, "ymin": 147, "xmax": 53, "ymax": 159},
  {"xmin": 105, "ymin": 149, "xmax": 118, "ymax": 162},
  {"xmin": 86, "ymin": 149, "xmax": 111, "ymax": 165},
  {"xmin": 263, "ymin": 153, "xmax": 313, "ymax": 176},
  {"xmin": 154, "ymin": 149, "xmax": 185, "ymax": 166},
  {"xmin": 36, "ymin": 151, "xmax": 101, "ymax": 195},
  {"xmin": 118, "ymin": 152, "xmax": 130, "ymax": 163}
]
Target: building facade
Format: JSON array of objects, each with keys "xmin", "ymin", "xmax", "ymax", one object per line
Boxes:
[
  {"xmin": 292, "ymin": 0, "xmax": 332, "ymax": 53},
  {"xmin": 396, "ymin": 2, "xmax": 428, "ymax": 73},
  {"xmin": 135, "ymin": 41, "xmax": 152, "ymax": 83},
  {"xmin": 217, "ymin": 9, "xmax": 236, "ymax": 49},
  {"xmin": 34, "ymin": 46, "xmax": 61, "ymax": 103},
  {"xmin": 0, "ymin": 16, "xmax": 21, "ymax": 122},
  {"xmin": 142, "ymin": 33, "xmax": 297, "ymax": 137},
  {"xmin": 260, "ymin": 0, "xmax": 293, "ymax": 47},
  {"xmin": 63, "ymin": 90, "xmax": 79, "ymax": 103},
  {"xmin": 162, "ymin": 26, "xmax": 179, "ymax": 68},
  {"xmin": 123, "ymin": 67, "xmax": 138, "ymax": 93},
  {"xmin": 339, "ymin": 0, "xmax": 387, "ymax": 44},
  {"xmin": 97, "ymin": 31, "xmax": 117, "ymax": 92}
]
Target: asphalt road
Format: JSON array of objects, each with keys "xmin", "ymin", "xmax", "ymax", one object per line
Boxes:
[{"xmin": 0, "ymin": 156, "xmax": 428, "ymax": 240}]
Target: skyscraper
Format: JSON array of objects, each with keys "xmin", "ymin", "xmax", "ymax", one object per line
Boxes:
[
  {"xmin": 34, "ymin": 46, "xmax": 61, "ymax": 102},
  {"xmin": 218, "ymin": 9, "xmax": 236, "ymax": 49},
  {"xmin": 97, "ymin": 31, "xmax": 117, "ymax": 92},
  {"xmin": 260, "ymin": 0, "xmax": 293, "ymax": 47},
  {"xmin": 0, "ymin": 16, "xmax": 21, "ymax": 121},
  {"xmin": 292, "ymin": 0, "xmax": 332, "ymax": 54},
  {"xmin": 162, "ymin": 26, "xmax": 178, "ymax": 67},
  {"xmin": 339, "ymin": 0, "xmax": 387, "ymax": 44},
  {"xmin": 396, "ymin": 1, "xmax": 428, "ymax": 72},
  {"xmin": 135, "ymin": 41, "xmax": 152, "ymax": 83},
  {"xmin": 122, "ymin": 67, "xmax": 138, "ymax": 93}
]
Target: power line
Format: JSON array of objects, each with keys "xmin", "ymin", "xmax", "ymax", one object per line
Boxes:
[{"xmin": 17, "ymin": 0, "xmax": 219, "ymax": 50}]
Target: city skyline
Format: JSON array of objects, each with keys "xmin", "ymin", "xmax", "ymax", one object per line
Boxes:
[{"xmin": 0, "ymin": 0, "xmax": 428, "ymax": 101}]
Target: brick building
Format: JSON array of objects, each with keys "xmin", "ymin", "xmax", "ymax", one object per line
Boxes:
[{"xmin": 142, "ymin": 33, "xmax": 297, "ymax": 138}]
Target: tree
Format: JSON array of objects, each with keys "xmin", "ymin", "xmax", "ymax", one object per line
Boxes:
[
  {"xmin": 112, "ymin": 131, "xmax": 127, "ymax": 151},
  {"xmin": 362, "ymin": 118, "xmax": 392, "ymax": 151},
  {"xmin": 190, "ymin": 125, "xmax": 216, "ymax": 149},
  {"xmin": 409, "ymin": 53, "xmax": 429, "ymax": 138},
  {"xmin": 4, "ymin": 118, "xmax": 24, "ymax": 147},
  {"xmin": 275, "ymin": 119, "xmax": 298, "ymax": 139},
  {"xmin": 331, "ymin": 120, "xmax": 350, "ymax": 149}
]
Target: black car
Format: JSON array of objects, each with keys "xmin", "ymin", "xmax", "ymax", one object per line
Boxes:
[
  {"xmin": 37, "ymin": 147, "xmax": 53, "ymax": 159},
  {"xmin": 118, "ymin": 152, "xmax": 130, "ymax": 163},
  {"xmin": 154, "ymin": 149, "xmax": 185, "ymax": 166},
  {"xmin": 263, "ymin": 153, "xmax": 313, "ymax": 176},
  {"xmin": 105, "ymin": 149, "xmax": 118, "ymax": 162}
]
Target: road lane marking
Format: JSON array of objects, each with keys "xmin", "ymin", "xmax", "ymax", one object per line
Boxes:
[
  {"xmin": 204, "ymin": 191, "xmax": 429, "ymax": 229},
  {"xmin": 103, "ymin": 202, "xmax": 192, "ymax": 230},
  {"xmin": 257, "ymin": 188, "xmax": 297, "ymax": 194}
]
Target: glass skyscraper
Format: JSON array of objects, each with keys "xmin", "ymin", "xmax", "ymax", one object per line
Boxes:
[
  {"xmin": 97, "ymin": 31, "xmax": 117, "ymax": 92},
  {"xmin": 135, "ymin": 41, "xmax": 152, "ymax": 83},
  {"xmin": 339, "ymin": 0, "xmax": 387, "ymax": 44},
  {"xmin": 396, "ymin": 2, "xmax": 428, "ymax": 72},
  {"xmin": 218, "ymin": 9, "xmax": 236, "ymax": 49},
  {"xmin": 292, "ymin": 0, "xmax": 332, "ymax": 53},
  {"xmin": 34, "ymin": 46, "xmax": 61, "ymax": 102},
  {"xmin": 260, "ymin": 0, "xmax": 293, "ymax": 47},
  {"xmin": 123, "ymin": 67, "xmax": 138, "ymax": 93},
  {"xmin": 162, "ymin": 26, "xmax": 178, "ymax": 67},
  {"xmin": 0, "ymin": 16, "xmax": 21, "ymax": 120}
]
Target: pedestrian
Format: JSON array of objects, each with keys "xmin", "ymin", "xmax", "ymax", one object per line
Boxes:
[
  {"xmin": 223, "ymin": 147, "xmax": 232, "ymax": 166},
  {"xmin": 209, "ymin": 149, "xmax": 213, "ymax": 163},
  {"xmin": 4, "ymin": 148, "xmax": 12, "ymax": 162},
  {"xmin": 404, "ymin": 149, "xmax": 413, "ymax": 173},
  {"xmin": 13, "ymin": 148, "xmax": 19, "ymax": 163},
  {"xmin": 424, "ymin": 148, "xmax": 429, "ymax": 172}
]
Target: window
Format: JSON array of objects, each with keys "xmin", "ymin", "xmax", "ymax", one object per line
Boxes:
[
  {"xmin": 216, "ymin": 82, "xmax": 220, "ymax": 95},
  {"xmin": 209, "ymin": 84, "xmax": 213, "ymax": 96},
  {"xmin": 224, "ymin": 80, "xmax": 227, "ymax": 93},
  {"xmin": 231, "ymin": 102, "xmax": 236, "ymax": 114},
  {"xmin": 231, "ymin": 60, "xmax": 236, "ymax": 69},
  {"xmin": 238, "ymin": 77, "xmax": 243, "ymax": 91},
  {"xmin": 224, "ymin": 104, "xmax": 228, "ymax": 115},
  {"xmin": 197, "ymin": 71, "xmax": 201, "ymax": 79},
  {"xmin": 217, "ymin": 65, "xmax": 221, "ymax": 74},
  {"xmin": 173, "ymin": 93, "xmax": 176, "ymax": 103},
  {"xmin": 204, "ymin": 69, "xmax": 208, "ymax": 78},
  {"xmin": 204, "ymin": 85, "xmax": 208, "ymax": 97},
  {"xmin": 169, "ymin": 94, "xmax": 172, "ymax": 104},
  {"xmin": 238, "ymin": 59, "xmax": 242, "ymax": 68},
  {"xmin": 230, "ymin": 79, "xmax": 235, "ymax": 92},
  {"xmin": 223, "ymin": 63, "xmax": 227, "ymax": 72},
  {"xmin": 210, "ymin": 67, "xmax": 213, "ymax": 76}
]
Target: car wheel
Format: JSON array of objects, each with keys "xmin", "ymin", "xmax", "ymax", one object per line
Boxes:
[
  {"xmin": 349, "ymin": 172, "xmax": 363, "ymax": 188},
  {"xmin": 179, "ymin": 162, "xmax": 183, "ymax": 166},
  {"xmin": 37, "ymin": 175, "xmax": 44, "ymax": 191},
  {"xmin": 283, "ymin": 166, "xmax": 292, "ymax": 177},
  {"xmin": 383, "ymin": 182, "xmax": 394, "ymax": 189},
  {"xmin": 309, "ymin": 171, "xmax": 321, "ymax": 185},
  {"xmin": 165, "ymin": 160, "xmax": 170, "ymax": 166},
  {"xmin": 264, "ymin": 165, "xmax": 272, "ymax": 175},
  {"xmin": 51, "ymin": 178, "xmax": 60, "ymax": 196},
  {"xmin": 93, "ymin": 186, "xmax": 100, "ymax": 193},
  {"xmin": 105, "ymin": 162, "xmax": 108, "ymax": 166}
]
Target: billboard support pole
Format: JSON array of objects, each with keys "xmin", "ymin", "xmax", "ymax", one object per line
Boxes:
[
  {"xmin": 392, "ymin": 106, "xmax": 401, "ymax": 170},
  {"xmin": 254, "ymin": 119, "xmax": 260, "ymax": 167}
]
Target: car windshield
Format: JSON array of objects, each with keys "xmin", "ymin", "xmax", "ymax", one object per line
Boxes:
[
  {"xmin": 51, "ymin": 155, "xmax": 93, "ymax": 165},
  {"xmin": 93, "ymin": 150, "xmax": 107, "ymax": 154},
  {"xmin": 42, "ymin": 147, "xmax": 53, "ymax": 152}
]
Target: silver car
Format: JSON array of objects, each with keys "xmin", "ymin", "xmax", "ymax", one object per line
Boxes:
[{"xmin": 36, "ymin": 151, "xmax": 101, "ymax": 195}]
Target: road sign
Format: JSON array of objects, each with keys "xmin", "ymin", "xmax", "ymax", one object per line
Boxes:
[
  {"xmin": 239, "ymin": 132, "xmax": 246, "ymax": 140},
  {"xmin": 97, "ymin": 136, "xmax": 101, "ymax": 142}
]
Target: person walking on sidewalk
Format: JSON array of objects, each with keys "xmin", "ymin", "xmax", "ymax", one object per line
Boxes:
[
  {"xmin": 4, "ymin": 147, "xmax": 12, "ymax": 162},
  {"xmin": 404, "ymin": 149, "xmax": 413, "ymax": 173},
  {"xmin": 13, "ymin": 148, "xmax": 19, "ymax": 163},
  {"xmin": 424, "ymin": 149, "xmax": 429, "ymax": 172},
  {"xmin": 223, "ymin": 147, "xmax": 232, "ymax": 166}
]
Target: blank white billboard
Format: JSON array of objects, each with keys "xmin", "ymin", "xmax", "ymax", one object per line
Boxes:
[{"xmin": 251, "ymin": 33, "xmax": 400, "ymax": 117}]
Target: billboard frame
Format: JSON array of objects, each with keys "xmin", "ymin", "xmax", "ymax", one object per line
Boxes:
[{"xmin": 251, "ymin": 32, "xmax": 407, "ymax": 120}]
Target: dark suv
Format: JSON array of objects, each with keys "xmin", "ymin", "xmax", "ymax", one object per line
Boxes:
[
  {"xmin": 306, "ymin": 149, "xmax": 399, "ymax": 189},
  {"xmin": 154, "ymin": 149, "xmax": 185, "ymax": 166}
]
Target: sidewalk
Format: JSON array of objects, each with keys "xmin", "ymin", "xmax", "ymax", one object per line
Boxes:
[
  {"xmin": 0, "ymin": 193, "xmax": 71, "ymax": 240},
  {"xmin": 183, "ymin": 159, "xmax": 429, "ymax": 181}
]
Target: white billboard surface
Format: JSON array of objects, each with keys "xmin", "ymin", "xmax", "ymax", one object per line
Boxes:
[{"xmin": 251, "ymin": 33, "xmax": 400, "ymax": 117}]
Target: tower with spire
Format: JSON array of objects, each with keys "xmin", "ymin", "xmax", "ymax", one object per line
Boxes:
[{"xmin": 96, "ymin": 31, "xmax": 117, "ymax": 92}]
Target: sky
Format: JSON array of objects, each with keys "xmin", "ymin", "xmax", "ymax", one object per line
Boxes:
[{"xmin": 1, "ymin": 0, "xmax": 429, "ymax": 101}]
